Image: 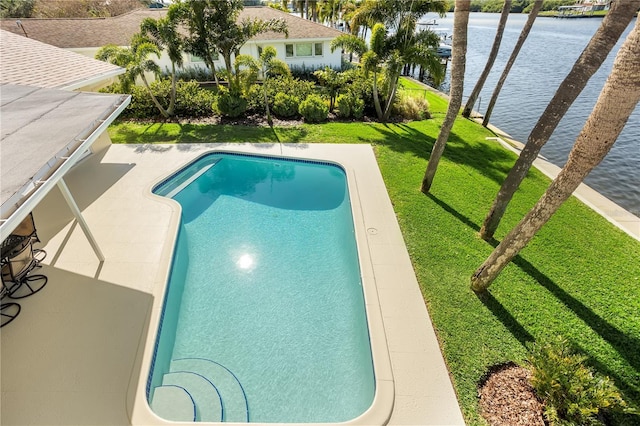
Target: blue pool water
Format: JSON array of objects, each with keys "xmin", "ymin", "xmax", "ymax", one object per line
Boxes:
[{"xmin": 148, "ymin": 153, "xmax": 375, "ymax": 423}]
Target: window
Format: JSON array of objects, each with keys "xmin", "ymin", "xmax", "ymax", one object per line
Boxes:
[
  {"xmin": 285, "ymin": 42, "xmax": 324, "ymax": 58},
  {"xmin": 257, "ymin": 46, "xmax": 263, "ymax": 57},
  {"xmin": 296, "ymin": 43, "xmax": 313, "ymax": 57}
]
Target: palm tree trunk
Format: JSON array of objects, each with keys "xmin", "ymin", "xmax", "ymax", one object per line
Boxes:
[
  {"xmin": 205, "ymin": 56, "xmax": 219, "ymax": 88},
  {"xmin": 478, "ymin": 0, "xmax": 639, "ymax": 240},
  {"xmin": 372, "ymin": 70, "xmax": 384, "ymax": 120},
  {"xmin": 471, "ymin": 16, "xmax": 640, "ymax": 292},
  {"xmin": 382, "ymin": 73, "xmax": 400, "ymax": 122},
  {"xmin": 482, "ymin": 0, "xmax": 541, "ymax": 126},
  {"xmin": 421, "ymin": 0, "xmax": 470, "ymax": 193},
  {"xmin": 140, "ymin": 73, "xmax": 169, "ymax": 118},
  {"xmin": 168, "ymin": 62, "xmax": 177, "ymax": 116},
  {"xmin": 462, "ymin": 0, "xmax": 511, "ymax": 118}
]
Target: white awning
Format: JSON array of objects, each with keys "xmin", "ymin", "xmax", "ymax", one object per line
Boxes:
[{"xmin": 1, "ymin": 84, "xmax": 130, "ymax": 246}]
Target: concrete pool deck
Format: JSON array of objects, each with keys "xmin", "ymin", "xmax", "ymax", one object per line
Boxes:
[{"xmin": 1, "ymin": 142, "xmax": 465, "ymax": 425}]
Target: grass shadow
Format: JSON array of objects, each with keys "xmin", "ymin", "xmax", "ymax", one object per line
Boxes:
[
  {"xmin": 427, "ymin": 191, "xmax": 640, "ymax": 401},
  {"xmin": 475, "ymin": 291, "xmax": 536, "ymax": 346},
  {"xmin": 369, "ymin": 120, "xmax": 518, "ymax": 185},
  {"xmin": 511, "ymin": 254, "xmax": 640, "ymax": 402}
]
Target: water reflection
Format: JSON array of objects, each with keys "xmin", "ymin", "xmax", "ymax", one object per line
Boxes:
[{"xmin": 171, "ymin": 154, "xmax": 347, "ymax": 223}]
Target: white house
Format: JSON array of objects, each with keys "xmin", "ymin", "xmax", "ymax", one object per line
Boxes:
[{"xmin": 0, "ymin": 7, "xmax": 345, "ymax": 76}]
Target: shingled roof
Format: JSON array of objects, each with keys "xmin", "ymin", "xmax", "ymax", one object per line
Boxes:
[
  {"xmin": 0, "ymin": 7, "xmax": 343, "ymax": 49},
  {"xmin": 0, "ymin": 30, "xmax": 122, "ymax": 90}
]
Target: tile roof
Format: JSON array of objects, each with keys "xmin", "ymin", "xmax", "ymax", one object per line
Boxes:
[
  {"xmin": 0, "ymin": 7, "xmax": 343, "ymax": 49},
  {"xmin": 0, "ymin": 30, "xmax": 123, "ymax": 90}
]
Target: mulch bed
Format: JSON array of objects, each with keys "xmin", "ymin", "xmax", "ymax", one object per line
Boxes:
[
  {"xmin": 478, "ymin": 362, "xmax": 546, "ymax": 426},
  {"xmin": 121, "ymin": 112, "xmax": 402, "ymax": 127}
]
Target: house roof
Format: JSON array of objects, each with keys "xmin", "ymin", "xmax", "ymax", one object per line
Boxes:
[
  {"xmin": 0, "ymin": 7, "xmax": 343, "ymax": 49},
  {"xmin": 0, "ymin": 30, "xmax": 123, "ymax": 90}
]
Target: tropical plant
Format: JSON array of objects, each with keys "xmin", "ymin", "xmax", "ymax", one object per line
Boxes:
[
  {"xmin": 471, "ymin": 15, "xmax": 640, "ymax": 291},
  {"xmin": 391, "ymin": 93, "xmax": 430, "ymax": 121},
  {"xmin": 313, "ymin": 67, "xmax": 345, "ymax": 110},
  {"xmin": 347, "ymin": 0, "xmax": 447, "ymax": 121},
  {"xmin": 96, "ymin": 35, "xmax": 170, "ymax": 118},
  {"xmin": 526, "ymin": 336, "xmax": 628, "ymax": 425},
  {"xmin": 462, "ymin": 0, "xmax": 511, "ymax": 118},
  {"xmin": 478, "ymin": 0, "xmax": 640, "ymax": 240},
  {"xmin": 246, "ymin": 46, "xmax": 292, "ymax": 125},
  {"xmin": 272, "ymin": 92, "xmax": 300, "ymax": 118},
  {"xmin": 140, "ymin": 11, "xmax": 184, "ymax": 116},
  {"xmin": 335, "ymin": 91, "xmax": 364, "ymax": 119},
  {"xmin": 216, "ymin": 86, "xmax": 248, "ymax": 118},
  {"xmin": 170, "ymin": 0, "xmax": 242, "ymax": 88},
  {"xmin": 103, "ymin": 79, "xmax": 215, "ymax": 119},
  {"xmin": 216, "ymin": 15, "xmax": 288, "ymax": 80},
  {"xmin": 317, "ymin": 0, "xmax": 340, "ymax": 27},
  {"xmin": 298, "ymin": 94, "xmax": 329, "ymax": 122},
  {"xmin": 421, "ymin": 0, "xmax": 470, "ymax": 193},
  {"xmin": 0, "ymin": 0, "xmax": 35, "ymax": 18}
]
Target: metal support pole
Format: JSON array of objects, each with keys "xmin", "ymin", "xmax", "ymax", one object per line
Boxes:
[{"xmin": 57, "ymin": 177, "xmax": 105, "ymax": 262}]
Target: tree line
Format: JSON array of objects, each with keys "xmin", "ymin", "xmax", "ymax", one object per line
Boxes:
[{"xmin": 468, "ymin": 0, "xmax": 578, "ymax": 13}]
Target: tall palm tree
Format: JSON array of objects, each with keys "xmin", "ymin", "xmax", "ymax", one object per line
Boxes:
[
  {"xmin": 461, "ymin": 0, "xmax": 511, "ymax": 118},
  {"xmin": 471, "ymin": 16, "xmax": 640, "ymax": 292},
  {"xmin": 481, "ymin": 0, "xmax": 542, "ymax": 126},
  {"xmin": 421, "ymin": 0, "xmax": 471, "ymax": 193},
  {"xmin": 140, "ymin": 12, "xmax": 184, "ymax": 116},
  {"xmin": 96, "ymin": 35, "xmax": 169, "ymax": 118},
  {"xmin": 216, "ymin": 17, "xmax": 288, "ymax": 80},
  {"xmin": 382, "ymin": 27, "xmax": 443, "ymax": 121},
  {"xmin": 171, "ymin": 0, "xmax": 229, "ymax": 88},
  {"xmin": 479, "ymin": 0, "xmax": 640, "ymax": 240},
  {"xmin": 318, "ymin": 0, "xmax": 340, "ymax": 28}
]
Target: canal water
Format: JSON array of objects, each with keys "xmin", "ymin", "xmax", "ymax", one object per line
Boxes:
[{"xmin": 421, "ymin": 12, "xmax": 639, "ymax": 216}]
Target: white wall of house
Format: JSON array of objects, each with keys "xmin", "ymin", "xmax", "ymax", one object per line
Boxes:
[{"xmin": 71, "ymin": 38, "xmax": 342, "ymax": 82}]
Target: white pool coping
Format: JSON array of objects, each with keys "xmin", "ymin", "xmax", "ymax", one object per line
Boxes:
[{"xmin": 1, "ymin": 143, "xmax": 465, "ymax": 425}]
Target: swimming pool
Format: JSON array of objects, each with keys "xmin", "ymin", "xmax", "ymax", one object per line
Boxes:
[{"xmin": 146, "ymin": 152, "xmax": 375, "ymax": 423}]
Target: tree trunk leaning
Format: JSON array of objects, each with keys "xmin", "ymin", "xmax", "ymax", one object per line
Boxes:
[
  {"xmin": 140, "ymin": 73, "xmax": 169, "ymax": 118},
  {"xmin": 482, "ymin": 0, "xmax": 542, "ymax": 127},
  {"xmin": 421, "ymin": 0, "xmax": 470, "ymax": 193},
  {"xmin": 478, "ymin": 0, "xmax": 640, "ymax": 240},
  {"xmin": 462, "ymin": 0, "xmax": 511, "ymax": 119},
  {"xmin": 471, "ymin": 16, "xmax": 640, "ymax": 292}
]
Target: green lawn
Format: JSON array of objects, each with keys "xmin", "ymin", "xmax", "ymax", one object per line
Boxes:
[{"xmin": 109, "ymin": 86, "xmax": 640, "ymax": 425}]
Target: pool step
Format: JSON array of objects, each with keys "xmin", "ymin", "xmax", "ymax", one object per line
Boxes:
[
  {"xmin": 150, "ymin": 358, "xmax": 249, "ymax": 423},
  {"xmin": 162, "ymin": 371, "xmax": 223, "ymax": 421},
  {"xmin": 150, "ymin": 385, "xmax": 196, "ymax": 421}
]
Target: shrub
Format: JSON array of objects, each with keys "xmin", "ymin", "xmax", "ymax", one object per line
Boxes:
[
  {"xmin": 174, "ymin": 81, "xmax": 216, "ymax": 117},
  {"xmin": 298, "ymin": 94, "xmax": 329, "ymax": 123},
  {"xmin": 335, "ymin": 92, "xmax": 364, "ymax": 119},
  {"xmin": 391, "ymin": 94, "xmax": 431, "ymax": 121},
  {"xmin": 171, "ymin": 66, "xmax": 214, "ymax": 82},
  {"xmin": 268, "ymin": 77, "xmax": 315, "ymax": 104},
  {"xmin": 101, "ymin": 79, "xmax": 216, "ymax": 118},
  {"xmin": 336, "ymin": 94, "xmax": 351, "ymax": 118},
  {"xmin": 526, "ymin": 336, "xmax": 628, "ymax": 426},
  {"xmin": 272, "ymin": 92, "xmax": 300, "ymax": 118},
  {"xmin": 245, "ymin": 84, "xmax": 266, "ymax": 113},
  {"xmin": 216, "ymin": 87, "xmax": 247, "ymax": 118},
  {"xmin": 245, "ymin": 77, "xmax": 315, "ymax": 114},
  {"xmin": 290, "ymin": 64, "xmax": 339, "ymax": 81}
]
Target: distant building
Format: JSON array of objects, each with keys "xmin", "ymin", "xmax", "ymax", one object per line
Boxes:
[{"xmin": 0, "ymin": 7, "xmax": 344, "ymax": 76}]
